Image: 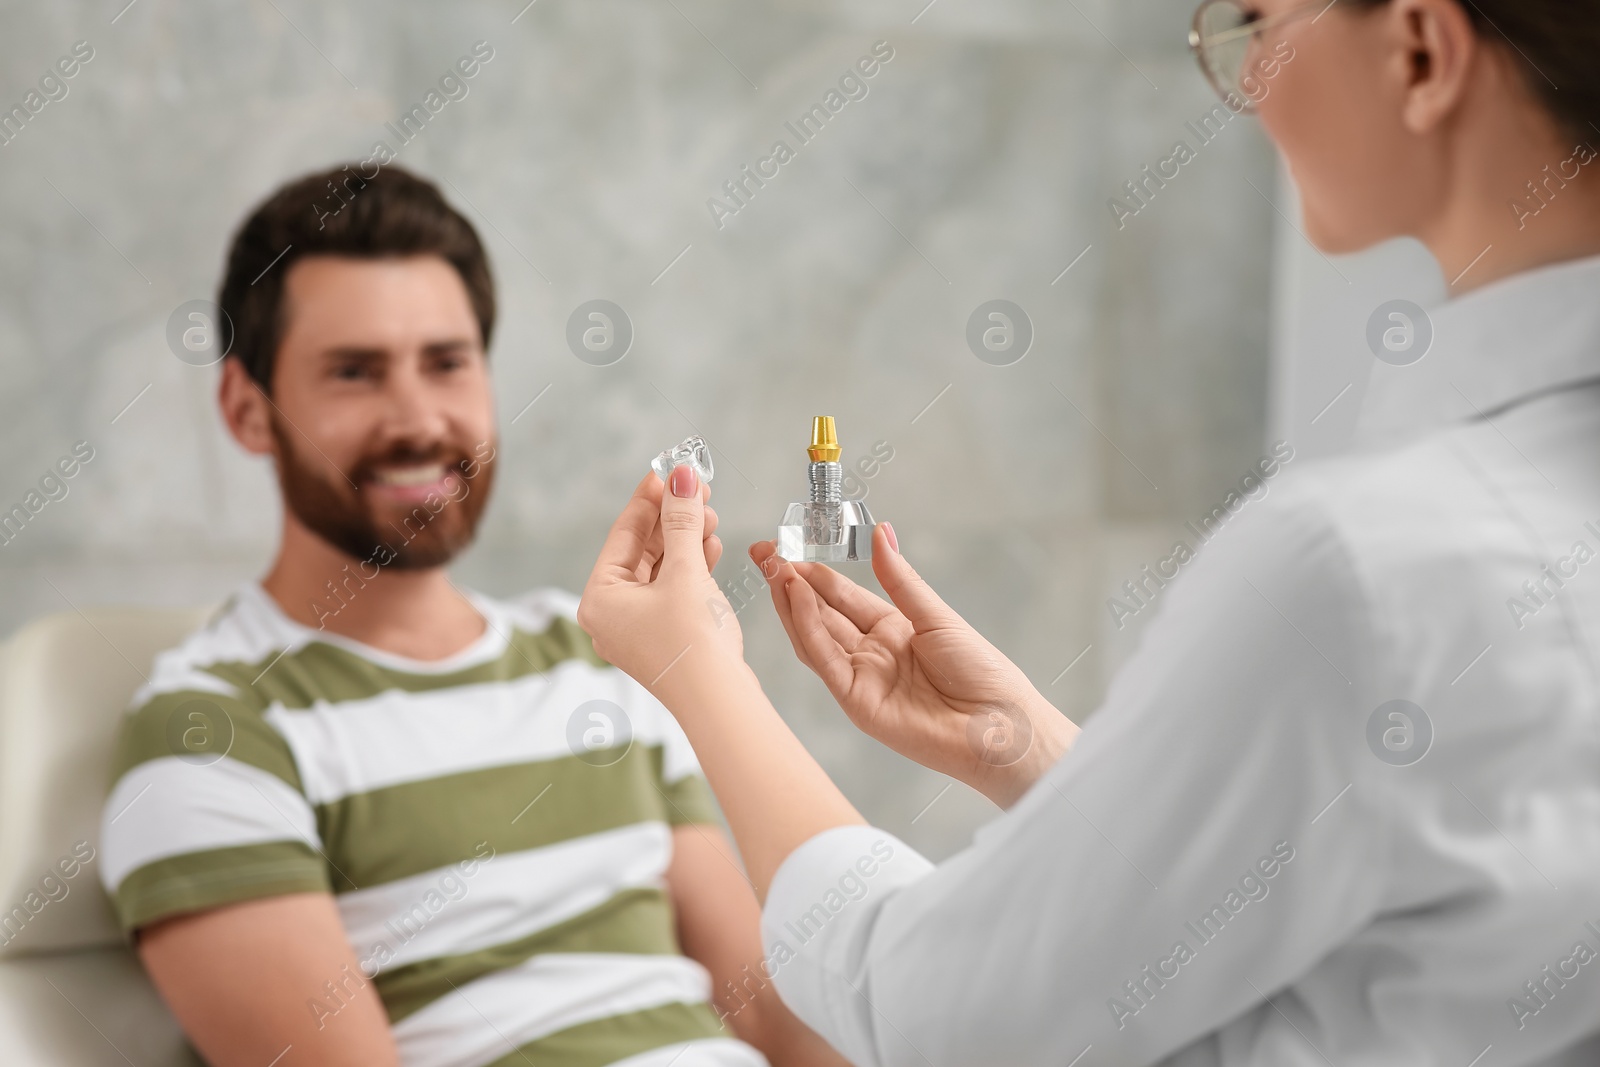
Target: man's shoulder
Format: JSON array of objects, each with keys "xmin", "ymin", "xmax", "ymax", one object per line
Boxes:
[
  {"xmin": 108, "ymin": 588, "xmax": 307, "ymax": 796},
  {"xmin": 133, "ymin": 586, "xmax": 298, "ymax": 709}
]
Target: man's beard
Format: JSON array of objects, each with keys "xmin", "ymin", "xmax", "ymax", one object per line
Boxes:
[{"xmin": 269, "ymin": 416, "xmax": 494, "ymax": 571}]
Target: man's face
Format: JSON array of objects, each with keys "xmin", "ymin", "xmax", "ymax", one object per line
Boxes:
[{"xmin": 264, "ymin": 254, "xmax": 496, "ymax": 569}]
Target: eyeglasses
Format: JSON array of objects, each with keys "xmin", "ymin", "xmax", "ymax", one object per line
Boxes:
[{"xmin": 1188, "ymin": 0, "xmax": 1327, "ymax": 110}]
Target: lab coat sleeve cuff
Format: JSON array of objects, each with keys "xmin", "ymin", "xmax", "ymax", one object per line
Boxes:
[{"xmin": 760, "ymin": 824, "xmax": 935, "ymax": 1066}]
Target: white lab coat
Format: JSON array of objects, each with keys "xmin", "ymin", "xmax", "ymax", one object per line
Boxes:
[{"xmin": 761, "ymin": 254, "xmax": 1600, "ymax": 1066}]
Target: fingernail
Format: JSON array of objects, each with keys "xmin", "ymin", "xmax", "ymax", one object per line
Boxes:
[
  {"xmin": 882, "ymin": 521, "xmax": 898, "ymax": 553},
  {"xmin": 669, "ymin": 463, "xmax": 699, "ymax": 498}
]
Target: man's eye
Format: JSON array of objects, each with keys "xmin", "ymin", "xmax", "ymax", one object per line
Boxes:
[{"xmin": 333, "ymin": 363, "xmax": 374, "ymax": 381}]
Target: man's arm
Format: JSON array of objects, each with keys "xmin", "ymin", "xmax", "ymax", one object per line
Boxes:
[
  {"xmin": 137, "ymin": 892, "xmax": 399, "ymax": 1067},
  {"xmin": 665, "ymin": 825, "xmax": 852, "ymax": 1067}
]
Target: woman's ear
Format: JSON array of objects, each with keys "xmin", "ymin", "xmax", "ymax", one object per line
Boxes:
[
  {"xmin": 1390, "ymin": 0, "xmax": 1482, "ymax": 134},
  {"xmin": 218, "ymin": 356, "xmax": 275, "ymax": 457}
]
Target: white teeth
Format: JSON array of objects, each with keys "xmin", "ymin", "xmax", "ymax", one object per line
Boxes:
[{"xmin": 373, "ymin": 464, "xmax": 446, "ymax": 487}]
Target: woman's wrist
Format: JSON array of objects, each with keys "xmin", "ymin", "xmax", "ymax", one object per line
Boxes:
[
  {"xmin": 971, "ymin": 691, "xmax": 1079, "ymax": 808},
  {"xmin": 645, "ymin": 642, "xmax": 864, "ymax": 895},
  {"xmin": 646, "ymin": 639, "xmax": 759, "ymax": 712}
]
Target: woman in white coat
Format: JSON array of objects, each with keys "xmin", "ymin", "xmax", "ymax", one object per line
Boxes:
[{"xmin": 579, "ymin": 1, "xmax": 1600, "ymax": 1063}]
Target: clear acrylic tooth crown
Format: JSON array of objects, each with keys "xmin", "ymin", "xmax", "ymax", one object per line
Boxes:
[
  {"xmin": 776, "ymin": 416, "xmax": 876, "ymax": 562},
  {"xmin": 652, "ymin": 434, "xmax": 714, "ymax": 484}
]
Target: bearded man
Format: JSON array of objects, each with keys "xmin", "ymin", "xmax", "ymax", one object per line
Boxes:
[{"xmin": 97, "ymin": 165, "xmax": 844, "ymax": 1067}]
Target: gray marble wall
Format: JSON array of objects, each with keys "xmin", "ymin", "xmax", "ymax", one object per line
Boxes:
[{"xmin": 0, "ymin": 0, "xmax": 1279, "ymax": 859}]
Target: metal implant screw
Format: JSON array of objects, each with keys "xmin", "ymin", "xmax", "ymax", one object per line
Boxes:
[
  {"xmin": 808, "ymin": 461, "xmax": 842, "ymax": 504},
  {"xmin": 776, "ymin": 416, "xmax": 877, "ymax": 563}
]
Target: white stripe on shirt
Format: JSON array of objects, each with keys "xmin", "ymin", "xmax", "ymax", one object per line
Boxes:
[
  {"xmin": 98, "ymin": 755, "xmax": 320, "ymax": 891},
  {"xmin": 262, "ymin": 659, "xmax": 699, "ymax": 806},
  {"xmin": 337, "ymin": 823, "xmax": 672, "ymax": 973}
]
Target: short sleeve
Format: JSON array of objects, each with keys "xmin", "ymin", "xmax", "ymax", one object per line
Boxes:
[{"xmin": 99, "ymin": 686, "xmax": 332, "ymax": 934}]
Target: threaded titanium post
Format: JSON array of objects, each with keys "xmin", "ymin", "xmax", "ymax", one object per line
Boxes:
[{"xmin": 808, "ymin": 461, "xmax": 842, "ymax": 504}]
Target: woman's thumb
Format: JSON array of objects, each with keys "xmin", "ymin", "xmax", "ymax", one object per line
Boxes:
[
  {"xmin": 871, "ymin": 522, "xmax": 956, "ymax": 630},
  {"xmin": 659, "ymin": 463, "xmax": 707, "ymax": 574}
]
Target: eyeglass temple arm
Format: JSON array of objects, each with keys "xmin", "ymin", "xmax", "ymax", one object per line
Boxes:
[{"xmin": 1191, "ymin": 2, "xmax": 1324, "ymax": 50}]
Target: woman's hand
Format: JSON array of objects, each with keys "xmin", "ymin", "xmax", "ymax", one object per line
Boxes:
[
  {"xmin": 750, "ymin": 525, "xmax": 1079, "ymax": 807},
  {"xmin": 577, "ymin": 465, "xmax": 742, "ymax": 688},
  {"xmin": 580, "ymin": 465, "xmax": 867, "ymax": 896}
]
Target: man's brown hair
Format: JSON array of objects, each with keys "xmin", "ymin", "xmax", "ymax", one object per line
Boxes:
[{"xmin": 217, "ymin": 164, "xmax": 496, "ymax": 391}]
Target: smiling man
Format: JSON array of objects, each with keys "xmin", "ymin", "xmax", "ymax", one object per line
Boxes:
[{"xmin": 96, "ymin": 165, "xmax": 843, "ymax": 1067}]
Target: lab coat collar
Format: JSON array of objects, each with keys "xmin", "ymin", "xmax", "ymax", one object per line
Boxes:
[{"xmin": 1353, "ymin": 251, "xmax": 1600, "ymax": 450}]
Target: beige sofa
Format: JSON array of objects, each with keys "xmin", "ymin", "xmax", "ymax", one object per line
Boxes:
[{"xmin": 0, "ymin": 606, "xmax": 211, "ymax": 1066}]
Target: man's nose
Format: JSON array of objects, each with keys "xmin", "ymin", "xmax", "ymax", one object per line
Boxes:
[{"xmin": 380, "ymin": 364, "xmax": 451, "ymax": 444}]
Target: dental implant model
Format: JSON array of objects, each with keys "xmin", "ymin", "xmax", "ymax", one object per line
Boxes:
[
  {"xmin": 652, "ymin": 434, "xmax": 714, "ymax": 485},
  {"xmin": 776, "ymin": 416, "xmax": 876, "ymax": 563}
]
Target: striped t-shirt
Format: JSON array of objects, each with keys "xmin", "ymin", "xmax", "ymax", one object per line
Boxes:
[{"xmin": 98, "ymin": 583, "xmax": 766, "ymax": 1067}]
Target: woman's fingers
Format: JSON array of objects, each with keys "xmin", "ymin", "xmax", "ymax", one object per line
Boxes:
[
  {"xmin": 784, "ymin": 576, "xmax": 857, "ymax": 699},
  {"xmin": 749, "ymin": 539, "xmax": 785, "ymax": 580},
  {"xmin": 750, "ymin": 541, "xmax": 869, "ymax": 663},
  {"xmin": 602, "ymin": 472, "xmax": 718, "ymax": 585},
  {"xmin": 760, "ymin": 558, "xmax": 868, "ymax": 651},
  {"xmin": 869, "ymin": 522, "xmax": 961, "ymax": 632},
  {"xmin": 704, "ymin": 534, "xmax": 723, "ymax": 573},
  {"xmin": 750, "ymin": 542, "xmax": 815, "ymax": 670},
  {"xmin": 815, "ymin": 595, "xmax": 866, "ymax": 654},
  {"xmin": 644, "ymin": 504, "xmax": 718, "ymax": 582},
  {"xmin": 639, "ymin": 518, "xmax": 662, "ymax": 582},
  {"xmin": 592, "ymin": 472, "xmax": 665, "ymax": 583},
  {"xmin": 658, "ymin": 464, "xmax": 710, "ymax": 578},
  {"xmin": 790, "ymin": 559, "xmax": 898, "ymax": 635}
]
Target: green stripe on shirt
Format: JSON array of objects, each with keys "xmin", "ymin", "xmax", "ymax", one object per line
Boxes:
[
  {"xmin": 486, "ymin": 1002, "xmax": 731, "ymax": 1067},
  {"xmin": 198, "ymin": 616, "xmax": 605, "ymax": 711},
  {"xmin": 316, "ymin": 746, "xmax": 717, "ymax": 891},
  {"xmin": 376, "ymin": 886, "xmax": 682, "ymax": 1023},
  {"xmin": 112, "ymin": 840, "xmax": 330, "ymax": 932},
  {"xmin": 107, "ymin": 689, "xmax": 305, "ymax": 791}
]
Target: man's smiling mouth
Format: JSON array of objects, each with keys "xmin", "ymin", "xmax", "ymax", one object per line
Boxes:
[
  {"xmin": 366, "ymin": 462, "xmax": 460, "ymax": 502},
  {"xmin": 372, "ymin": 463, "xmax": 448, "ymax": 487}
]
